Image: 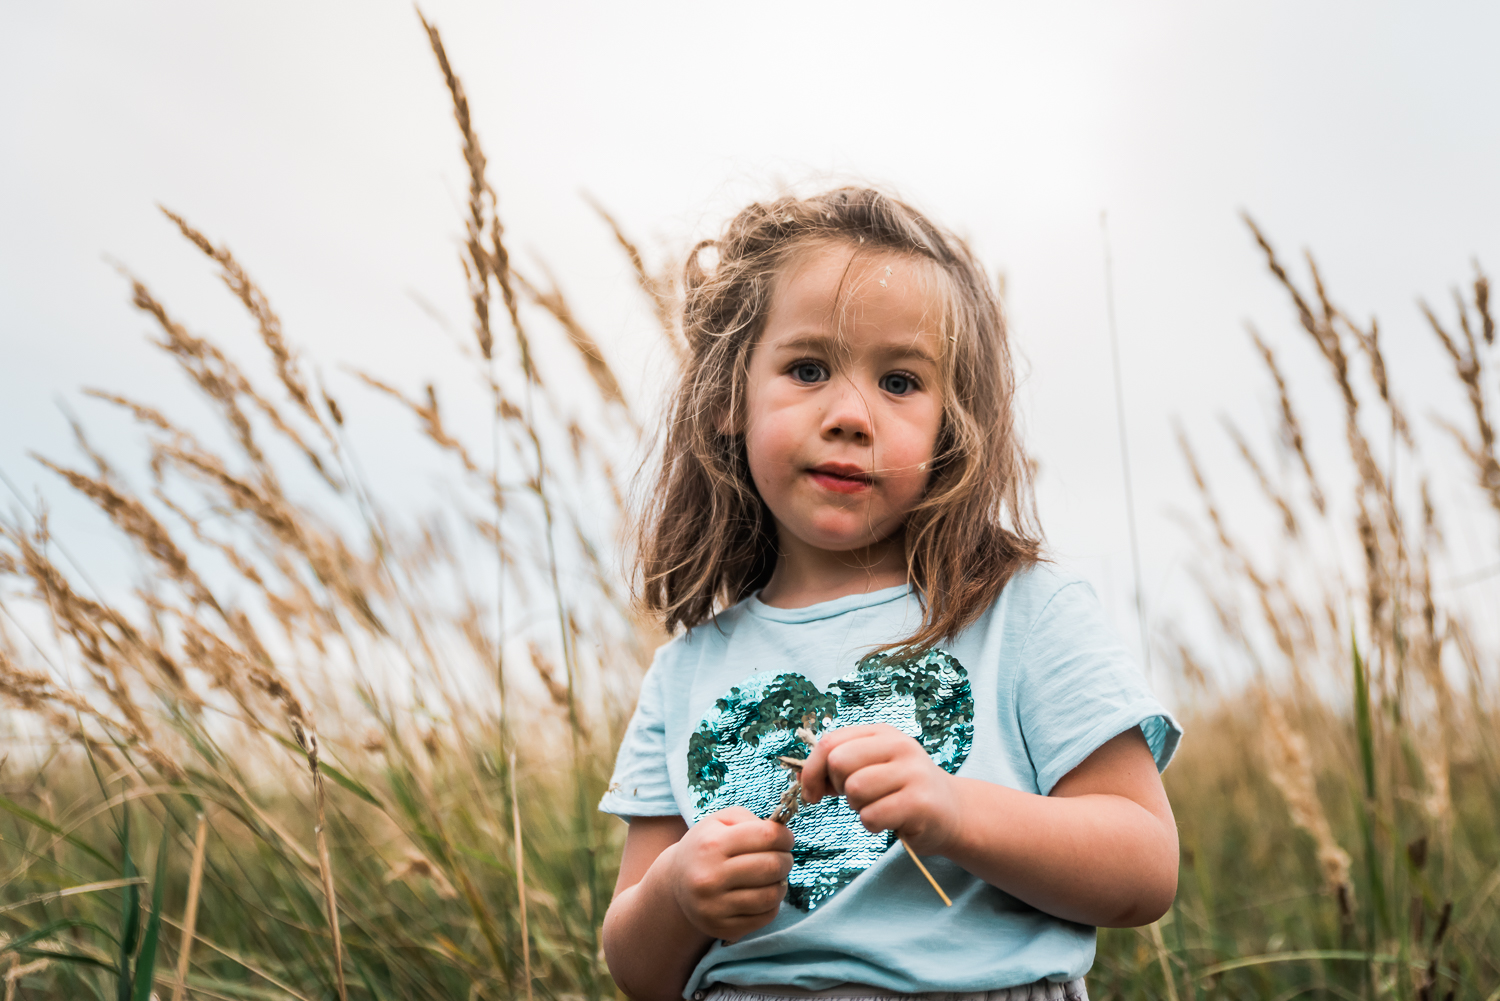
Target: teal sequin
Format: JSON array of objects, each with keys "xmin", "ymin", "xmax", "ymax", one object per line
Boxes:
[{"xmin": 688, "ymin": 649, "xmax": 973, "ymax": 911}]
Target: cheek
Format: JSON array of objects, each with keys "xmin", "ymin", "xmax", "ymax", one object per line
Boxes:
[
  {"xmin": 882, "ymin": 408, "xmax": 942, "ymax": 482},
  {"xmin": 743, "ymin": 408, "xmax": 801, "ymax": 487}
]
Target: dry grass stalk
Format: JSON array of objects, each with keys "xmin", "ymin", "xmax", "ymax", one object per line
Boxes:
[
  {"xmin": 1145, "ymin": 920, "xmax": 1181, "ymax": 1001},
  {"xmin": 384, "ymin": 851, "xmax": 459, "ymax": 900},
  {"xmin": 33, "ymin": 457, "xmax": 220, "ymax": 614},
  {"xmin": 1344, "ymin": 315, "xmax": 1414, "ymax": 448},
  {"xmin": 1248, "ymin": 326, "xmax": 1327, "ymax": 515},
  {"xmin": 415, "ymin": 23, "xmax": 587, "ymax": 788},
  {"xmin": 1220, "ymin": 416, "xmax": 1299, "ymax": 537},
  {"xmin": 169, "ymin": 811, "xmax": 210, "ymax": 1001},
  {"xmin": 418, "ymin": 10, "xmax": 541, "ymax": 387},
  {"xmin": 1249, "ymin": 226, "xmax": 1396, "ymax": 522},
  {"xmin": 152, "ymin": 490, "xmax": 266, "ymax": 588},
  {"xmin": 159, "ymin": 208, "xmax": 327, "ymax": 436},
  {"xmin": 1423, "ymin": 277, "xmax": 1500, "ymax": 518},
  {"xmin": 3, "ymin": 958, "xmax": 49, "ymax": 1001},
  {"xmin": 0, "ymin": 878, "xmax": 146, "ymax": 918},
  {"xmin": 418, "ymin": 9, "xmax": 491, "ymax": 363},
  {"xmin": 583, "ymin": 194, "xmax": 688, "ymax": 363},
  {"xmin": 527, "ymin": 641, "xmax": 572, "ymax": 711},
  {"xmin": 510, "ymin": 750, "xmax": 533, "ymax": 1001},
  {"xmin": 352, "ymin": 373, "xmax": 481, "ymax": 475},
  {"xmin": 0, "ymin": 643, "xmax": 99, "ymax": 722},
  {"xmin": 152, "ymin": 912, "xmax": 317, "ymax": 1001},
  {"xmin": 0, "ymin": 642, "xmax": 130, "ymax": 783},
  {"xmin": 164, "ymin": 592, "xmax": 294, "ymax": 753},
  {"xmin": 514, "ymin": 268, "xmax": 630, "ymax": 414},
  {"xmin": 1175, "ymin": 424, "xmax": 1301, "ymax": 669},
  {"xmin": 81, "ymin": 389, "xmax": 177, "ymax": 435},
  {"xmin": 1261, "ymin": 696, "xmax": 1354, "ymax": 910},
  {"xmin": 157, "ymin": 440, "xmax": 384, "ymax": 634},
  {"xmin": 1244, "ymin": 220, "xmax": 1419, "ymax": 694},
  {"xmin": 292, "ymin": 720, "xmax": 348, "ymax": 1001},
  {"xmin": 415, "ymin": 22, "xmax": 586, "ymax": 794},
  {"xmin": 5, "ymin": 530, "xmax": 185, "ymax": 780},
  {"xmin": 126, "ymin": 273, "xmax": 338, "ymax": 490}
]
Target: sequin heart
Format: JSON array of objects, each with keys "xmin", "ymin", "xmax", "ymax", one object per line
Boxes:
[{"xmin": 687, "ymin": 649, "xmax": 973, "ymax": 911}]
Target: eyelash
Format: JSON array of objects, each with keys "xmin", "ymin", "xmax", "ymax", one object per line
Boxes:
[{"xmin": 786, "ymin": 360, "xmax": 922, "ymax": 395}]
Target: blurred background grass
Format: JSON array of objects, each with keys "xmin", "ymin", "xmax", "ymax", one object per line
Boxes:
[{"xmin": 2, "ymin": 18, "xmax": 1498, "ymax": 1001}]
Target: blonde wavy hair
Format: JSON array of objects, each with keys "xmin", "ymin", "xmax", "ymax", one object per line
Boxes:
[{"xmin": 636, "ymin": 187, "xmax": 1043, "ymax": 652}]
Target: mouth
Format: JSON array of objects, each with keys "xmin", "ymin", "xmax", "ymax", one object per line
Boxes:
[{"xmin": 807, "ymin": 463, "xmax": 874, "ymax": 494}]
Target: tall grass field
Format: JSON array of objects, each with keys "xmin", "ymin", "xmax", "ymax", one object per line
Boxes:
[{"xmin": 3, "ymin": 18, "xmax": 1498, "ymax": 1001}]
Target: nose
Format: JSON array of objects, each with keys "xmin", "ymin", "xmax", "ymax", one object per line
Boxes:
[{"xmin": 820, "ymin": 379, "xmax": 873, "ymax": 444}]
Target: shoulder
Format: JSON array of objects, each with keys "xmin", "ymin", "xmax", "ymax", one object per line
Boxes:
[
  {"xmin": 963, "ymin": 561, "xmax": 1124, "ymax": 670},
  {"xmin": 988, "ymin": 561, "xmax": 1100, "ymax": 634},
  {"xmin": 643, "ymin": 597, "xmax": 754, "ymax": 680}
]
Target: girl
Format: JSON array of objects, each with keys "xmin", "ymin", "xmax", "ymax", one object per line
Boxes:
[{"xmin": 600, "ymin": 188, "xmax": 1181, "ymax": 1001}]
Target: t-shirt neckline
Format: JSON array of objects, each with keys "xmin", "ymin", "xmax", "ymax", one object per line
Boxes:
[{"xmin": 745, "ymin": 583, "xmax": 911, "ymax": 624}]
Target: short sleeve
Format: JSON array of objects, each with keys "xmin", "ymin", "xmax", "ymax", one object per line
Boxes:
[
  {"xmin": 1012, "ymin": 581, "xmax": 1182, "ymax": 796},
  {"xmin": 599, "ymin": 653, "xmax": 682, "ymax": 818}
]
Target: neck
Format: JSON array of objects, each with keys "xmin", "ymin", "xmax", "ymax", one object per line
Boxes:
[{"xmin": 756, "ymin": 530, "xmax": 909, "ymax": 608}]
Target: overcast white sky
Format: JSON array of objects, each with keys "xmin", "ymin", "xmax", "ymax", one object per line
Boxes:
[{"xmin": 4, "ymin": 2, "xmax": 1499, "ymax": 695}]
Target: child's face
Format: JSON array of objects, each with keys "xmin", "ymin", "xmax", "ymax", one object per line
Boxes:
[{"xmin": 743, "ymin": 241, "xmax": 945, "ymax": 557}]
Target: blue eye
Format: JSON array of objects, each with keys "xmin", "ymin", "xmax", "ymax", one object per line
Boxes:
[
  {"xmin": 880, "ymin": 372, "xmax": 917, "ymax": 395},
  {"xmin": 791, "ymin": 362, "xmax": 828, "ymax": 384}
]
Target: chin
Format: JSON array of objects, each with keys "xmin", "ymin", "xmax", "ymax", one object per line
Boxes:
[{"xmin": 802, "ymin": 523, "xmax": 889, "ymax": 552}]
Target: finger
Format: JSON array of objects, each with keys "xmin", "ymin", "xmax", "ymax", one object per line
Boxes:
[
  {"xmin": 855, "ymin": 791, "xmax": 906, "ymax": 834},
  {"xmin": 800, "ymin": 725, "xmax": 886, "ymax": 802},
  {"xmin": 715, "ymin": 905, "xmax": 783, "ymax": 943},
  {"xmin": 717, "ymin": 850, "xmax": 795, "ymax": 890},
  {"xmin": 708, "ymin": 805, "xmax": 763, "ymax": 826},
  {"xmin": 840, "ymin": 760, "xmax": 908, "ymax": 812},
  {"xmin": 798, "ymin": 743, "xmax": 831, "ymax": 804},
  {"xmin": 824, "ymin": 732, "xmax": 918, "ymax": 796},
  {"xmin": 714, "ymin": 883, "xmax": 789, "ymax": 919},
  {"xmin": 719, "ymin": 819, "xmax": 794, "ymax": 858},
  {"xmin": 856, "ymin": 790, "xmax": 940, "ymax": 841}
]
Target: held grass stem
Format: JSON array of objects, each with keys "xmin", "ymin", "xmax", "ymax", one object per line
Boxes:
[{"xmin": 776, "ymin": 755, "xmax": 951, "ymax": 907}]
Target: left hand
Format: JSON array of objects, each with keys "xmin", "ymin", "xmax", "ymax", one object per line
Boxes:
[{"xmin": 798, "ymin": 723, "xmax": 962, "ymax": 855}]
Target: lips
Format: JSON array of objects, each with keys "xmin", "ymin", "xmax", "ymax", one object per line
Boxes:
[{"xmin": 807, "ymin": 463, "xmax": 873, "ymax": 494}]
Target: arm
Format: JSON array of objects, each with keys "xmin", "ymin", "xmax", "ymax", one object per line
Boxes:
[
  {"xmin": 602, "ymin": 810, "xmax": 794, "ymax": 1001},
  {"xmin": 798, "ymin": 724, "xmax": 1177, "ymax": 927}
]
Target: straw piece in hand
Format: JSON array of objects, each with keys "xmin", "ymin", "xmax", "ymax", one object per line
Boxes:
[
  {"xmin": 773, "ymin": 754, "xmax": 952, "ymax": 907},
  {"xmin": 895, "ymin": 836, "xmax": 952, "ymax": 907}
]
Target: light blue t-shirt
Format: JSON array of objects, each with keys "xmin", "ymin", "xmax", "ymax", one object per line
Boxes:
[{"xmin": 600, "ymin": 563, "xmax": 1181, "ymax": 996}]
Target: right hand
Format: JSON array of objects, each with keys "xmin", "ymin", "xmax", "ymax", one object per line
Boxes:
[{"xmin": 666, "ymin": 806, "xmax": 794, "ymax": 941}]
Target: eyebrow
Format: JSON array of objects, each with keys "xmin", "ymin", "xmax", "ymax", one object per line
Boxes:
[{"xmin": 770, "ymin": 333, "xmax": 938, "ymax": 365}]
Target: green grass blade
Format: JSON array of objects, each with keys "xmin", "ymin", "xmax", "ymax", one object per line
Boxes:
[
  {"xmin": 0, "ymin": 793, "xmax": 115, "ymax": 869},
  {"xmin": 116, "ymin": 801, "xmax": 138, "ymax": 1001},
  {"xmin": 0, "ymin": 918, "xmax": 120, "ymax": 954},
  {"xmin": 1350, "ymin": 630, "xmax": 1376, "ymax": 800},
  {"xmin": 1350, "ymin": 630, "xmax": 1389, "ymax": 941},
  {"xmin": 130, "ymin": 832, "xmax": 169, "ymax": 1001}
]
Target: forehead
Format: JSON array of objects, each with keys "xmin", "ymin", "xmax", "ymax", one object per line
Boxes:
[{"xmin": 765, "ymin": 241, "xmax": 948, "ymax": 346}]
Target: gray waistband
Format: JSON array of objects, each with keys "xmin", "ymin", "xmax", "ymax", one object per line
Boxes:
[{"xmin": 702, "ymin": 979, "xmax": 1088, "ymax": 1001}]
